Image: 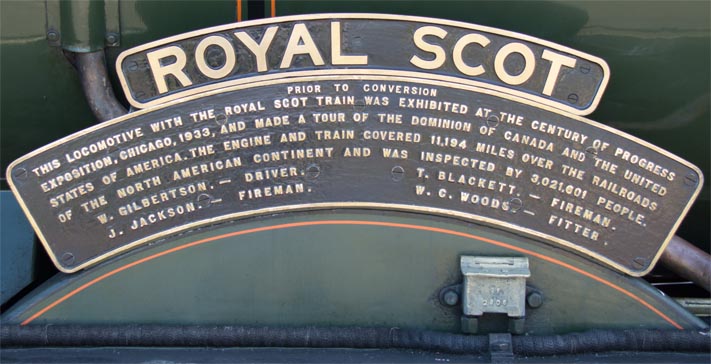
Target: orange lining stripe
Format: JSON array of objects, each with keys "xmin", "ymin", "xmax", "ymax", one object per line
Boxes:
[
  {"xmin": 271, "ymin": 0, "xmax": 275, "ymax": 17},
  {"xmin": 237, "ymin": 0, "xmax": 242, "ymax": 21},
  {"xmin": 20, "ymin": 220, "xmax": 683, "ymax": 329}
]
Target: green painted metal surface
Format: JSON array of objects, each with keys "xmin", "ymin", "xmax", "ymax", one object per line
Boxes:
[
  {"xmin": 54, "ymin": 0, "xmax": 106, "ymax": 52},
  {"xmin": 0, "ymin": 1, "xmax": 94, "ymax": 182},
  {"xmin": 0, "ymin": 0, "xmax": 240, "ymax": 179},
  {"xmin": 0, "ymin": 0, "xmax": 708, "ymax": 334},
  {"xmin": 4, "ymin": 211, "xmax": 704, "ymax": 333}
]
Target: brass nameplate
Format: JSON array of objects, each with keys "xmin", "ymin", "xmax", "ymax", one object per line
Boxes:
[
  {"xmin": 7, "ymin": 75, "xmax": 702, "ymax": 274},
  {"xmin": 117, "ymin": 14, "xmax": 609, "ymax": 115}
]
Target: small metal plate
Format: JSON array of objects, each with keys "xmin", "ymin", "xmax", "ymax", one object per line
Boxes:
[
  {"xmin": 461, "ymin": 256, "xmax": 530, "ymax": 318},
  {"xmin": 116, "ymin": 14, "xmax": 609, "ymax": 115},
  {"xmin": 7, "ymin": 75, "xmax": 702, "ymax": 274}
]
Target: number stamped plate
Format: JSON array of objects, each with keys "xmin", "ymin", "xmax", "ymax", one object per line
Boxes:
[{"xmin": 7, "ymin": 75, "xmax": 702, "ymax": 274}]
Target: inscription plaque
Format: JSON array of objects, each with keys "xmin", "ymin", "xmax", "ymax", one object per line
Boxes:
[
  {"xmin": 7, "ymin": 75, "xmax": 702, "ymax": 274},
  {"xmin": 117, "ymin": 14, "xmax": 609, "ymax": 115}
]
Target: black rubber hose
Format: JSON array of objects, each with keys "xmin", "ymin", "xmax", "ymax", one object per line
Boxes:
[
  {"xmin": 512, "ymin": 329, "xmax": 710, "ymax": 356},
  {"xmin": 0, "ymin": 325, "xmax": 487, "ymax": 354},
  {"xmin": 1, "ymin": 325, "xmax": 709, "ymax": 355},
  {"xmin": 0, "ymin": 325, "xmax": 711, "ymax": 356}
]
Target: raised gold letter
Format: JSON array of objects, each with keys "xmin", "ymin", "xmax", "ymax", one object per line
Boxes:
[
  {"xmin": 541, "ymin": 49, "xmax": 577, "ymax": 96},
  {"xmin": 452, "ymin": 33, "xmax": 490, "ymax": 76},
  {"xmin": 235, "ymin": 26, "xmax": 278, "ymax": 72},
  {"xmin": 146, "ymin": 46, "xmax": 193, "ymax": 94},
  {"xmin": 331, "ymin": 21, "xmax": 368, "ymax": 65},
  {"xmin": 280, "ymin": 23, "xmax": 325, "ymax": 68},
  {"xmin": 410, "ymin": 26, "xmax": 447, "ymax": 70},
  {"xmin": 494, "ymin": 43, "xmax": 535, "ymax": 85},
  {"xmin": 195, "ymin": 36, "xmax": 237, "ymax": 79}
]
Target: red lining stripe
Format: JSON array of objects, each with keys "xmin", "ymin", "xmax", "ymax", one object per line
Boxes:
[{"xmin": 20, "ymin": 220, "xmax": 682, "ymax": 329}]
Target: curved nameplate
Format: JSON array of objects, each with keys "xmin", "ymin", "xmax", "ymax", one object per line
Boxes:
[
  {"xmin": 7, "ymin": 75, "xmax": 702, "ymax": 274},
  {"xmin": 116, "ymin": 14, "xmax": 609, "ymax": 115}
]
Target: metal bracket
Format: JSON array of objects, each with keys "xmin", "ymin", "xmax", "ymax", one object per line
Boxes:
[
  {"xmin": 45, "ymin": 0, "xmax": 61, "ymax": 47},
  {"xmin": 460, "ymin": 256, "xmax": 531, "ymax": 335},
  {"xmin": 488, "ymin": 333, "xmax": 514, "ymax": 363},
  {"xmin": 45, "ymin": 0, "xmax": 121, "ymax": 50}
]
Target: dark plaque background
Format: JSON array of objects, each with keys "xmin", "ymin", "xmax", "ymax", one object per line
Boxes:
[{"xmin": 8, "ymin": 76, "xmax": 701, "ymax": 274}]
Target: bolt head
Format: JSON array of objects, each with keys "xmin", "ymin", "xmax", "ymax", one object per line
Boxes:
[
  {"xmin": 527, "ymin": 292, "xmax": 543, "ymax": 308},
  {"xmin": 105, "ymin": 33, "xmax": 119, "ymax": 45},
  {"xmin": 443, "ymin": 290, "xmax": 459, "ymax": 306},
  {"xmin": 47, "ymin": 31, "xmax": 59, "ymax": 42}
]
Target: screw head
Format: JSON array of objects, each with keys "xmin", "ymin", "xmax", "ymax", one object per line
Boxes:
[
  {"xmin": 306, "ymin": 164, "xmax": 320, "ymax": 179},
  {"xmin": 215, "ymin": 114, "xmax": 227, "ymax": 125},
  {"xmin": 61, "ymin": 252, "xmax": 75, "ymax": 266},
  {"xmin": 632, "ymin": 257, "xmax": 648, "ymax": 269},
  {"xmin": 684, "ymin": 173, "xmax": 699, "ymax": 186},
  {"xmin": 567, "ymin": 93, "xmax": 579, "ymax": 104},
  {"xmin": 486, "ymin": 115, "xmax": 499, "ymax": 127},
  {"xmin": 508, "ymin": 198, "xmax": 522, "ymax": 213},
  {"xmin": 13, "ymin": 167, "xmax": 28, "ymax": 180},
  {"xmin": 391, "ymin": 166, "xmax": 405, "ymax": 181},
  {"xmin": 196, "ymin": 194, "xmax": 212, "ymax": 208}
]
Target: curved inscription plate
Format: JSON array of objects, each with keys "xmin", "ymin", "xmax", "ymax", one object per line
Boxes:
[
  {"xmin": 7, "ymin": 76, "xmax": 702, "ymax": 274},
  {"xmin": 116, "ymin": 14, "xmax": 609, "ymax": 115}
]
